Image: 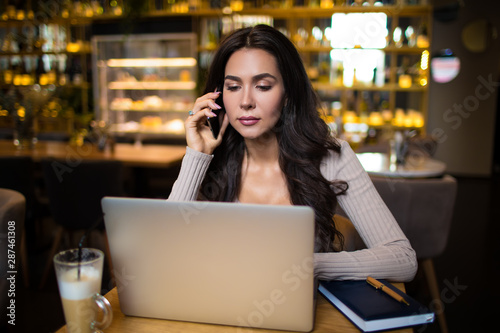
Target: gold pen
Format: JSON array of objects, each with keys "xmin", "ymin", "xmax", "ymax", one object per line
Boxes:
[{"xmin": 366, "ymin": 276, "xmax": 410, "ymax": 306}]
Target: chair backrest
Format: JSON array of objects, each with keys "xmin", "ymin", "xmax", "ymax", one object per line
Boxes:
[
  {"xmin": 41, "ymin": 158, "xmax": 125, "ymax": 231},
  {"xmin": 0, "ymin": 188, "xmax": 26, "ymax": 252},
  {"xmin": 370, "ymin": 175, "xmax": 457, "ymax": 259},
  {"xmin": 0, "ymin": 189, "xmax": 25, "ymax": 315},
  {"xmin": 0, "ymin": 156, "xmax": 37, "ymax": 223}
]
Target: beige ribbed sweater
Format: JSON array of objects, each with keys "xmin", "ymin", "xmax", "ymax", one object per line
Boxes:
[{"xmin": 168, "ymin": 140, "xmax": 417, "ymax": 282}]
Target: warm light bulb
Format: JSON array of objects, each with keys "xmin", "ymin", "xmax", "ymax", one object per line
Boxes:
[
  {"xmin": 398, "ymin": 75, "xmax": 412, "ymax": 88},
  {"xmin": 343, "ymin": 111, "xmax": 358, "ymax": 124},
  {"xmin": 229, "ymin": 0, "xmax": 244, "ymax": 11},
  {"xmin": 420, "ymin": 50, "xmax": 429, "ymax": 71},
  {"xmin": 368, "ymin": 112, "xmax": 384, "ymax": 126}
]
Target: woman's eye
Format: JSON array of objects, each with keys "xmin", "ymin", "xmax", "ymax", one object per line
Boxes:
[
  {"xmin": 226, "ymin": 85, "xmax": 239, "ymax": 91},
  {"xmin": 257, "ymin": 85, "xmax": 272, "ymax": 91}
]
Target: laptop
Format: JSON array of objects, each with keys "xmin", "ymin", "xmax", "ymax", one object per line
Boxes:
[{"xmin": 101, "ymin": 197, "xmax": 316, "ymax": 332}]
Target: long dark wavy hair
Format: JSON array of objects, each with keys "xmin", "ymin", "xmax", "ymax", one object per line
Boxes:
[{"xmin": 199, "ymin": 24, "xmax": 348, "ymax": 252}]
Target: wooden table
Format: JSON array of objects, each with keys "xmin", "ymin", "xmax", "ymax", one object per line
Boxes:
[
  {"xmin": 56, "ymin": 286, "xmax": 412, "ymax": 333},
  {"xmin": 356, "ymin": 152, "xmax": 446, "ymax": 178},
  {"xmin": 0, "ymin": 139, "xmax": 186, "ymax": 169}
]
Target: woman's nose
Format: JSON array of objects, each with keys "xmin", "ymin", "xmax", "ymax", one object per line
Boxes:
[{"xmin": 240, "ymin": 88, "xmax": 255, "ymax": 111}]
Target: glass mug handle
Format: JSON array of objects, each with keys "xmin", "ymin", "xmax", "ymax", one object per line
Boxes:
[{"xmin": 90, "ymin": 293, "xmax": 113, "ymax": 332}]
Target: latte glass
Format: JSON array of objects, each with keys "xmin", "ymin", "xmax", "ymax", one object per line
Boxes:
[{"xmin": 54, "ymin": 248, "xmax": 113, "ymax": 333}]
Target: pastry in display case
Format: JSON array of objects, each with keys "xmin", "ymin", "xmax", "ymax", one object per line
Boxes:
[{"xmin": 92, "ymin": 33, "xmax": 197, "ymax": 143}]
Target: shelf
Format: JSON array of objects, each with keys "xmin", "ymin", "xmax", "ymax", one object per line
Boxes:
[
  {"xmin": 136, "ymin": 5, "xmax": 432, "ymax": 19},
  {"xmin": 108, "ymin": 81, "xmax": 197, "ymax": 90},
  {"xmin": 297, "ymin": 45, "xmax": 428, "ymax": 53},
  {"xmin": 109, "ymin": 108, "xmax": 188, "ymax": 113},
  {"xmin": 109, "ymin": 131, "xmax": 187, "ymax": 140},
  {"xmin": 107, "ymin": 57, "xmax": 197, "ymax": 67},
  {"xmin": 110, "ymin": 130, "xmax": 186, "ymax": 138},
  {"xmin": 297, "ymin": 45, "xmax": 333, "ymax": 53},
  {"xmin": 110, "ymin": 127, "xmax": 185, "ymax": 136},
  {"xmin": 0, "ymin": 17, "xmax": 93, "ymax": 27},
  {"xmin": 0, "ymin": 4, "xmax": 420, "ymax": 25},
  {"xmin": 382, "ymin": 46, "xmax": 429, "ymax": 54},
  {"xmin": 200, "ymin": 44, "xmax": 428, "ymax": 54},
  {"xmin": 312, "ymin": 82, "xmax": 427, "ymax": 92},
  {"xmin": 0, "ymin": 82, "xmax": 91, "ymax": 89},
  {"xmin": 0, "ymin": 50, "xmax": 92, "ymax": 56},
  {"xmin": 198, "ymin": 45, "xmax": 429, "ymax": 54}
]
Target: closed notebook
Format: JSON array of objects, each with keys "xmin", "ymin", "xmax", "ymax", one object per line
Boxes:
[{"xmin": 318, "ymin": 280, "xmax": 434, "ymax": 332}]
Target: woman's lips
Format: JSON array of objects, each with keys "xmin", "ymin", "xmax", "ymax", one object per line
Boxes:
[{"xmin": 238, "ymin": 116, "xmax": 260, "ymax": 126}]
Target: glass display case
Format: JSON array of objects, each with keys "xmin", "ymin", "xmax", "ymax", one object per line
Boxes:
[{"xmin": 92, "ymin": 33, "xmax": 197, "ymax": 143}]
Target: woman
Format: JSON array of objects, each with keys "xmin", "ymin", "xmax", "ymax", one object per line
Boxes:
[{"xmin": 169, "ymin": 24, "xmax": 417, "ymax": 282}]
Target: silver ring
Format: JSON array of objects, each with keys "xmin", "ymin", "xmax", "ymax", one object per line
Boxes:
[{"xmin": 188, "ymin": 110, "xmax": 194, "ymax": 116}]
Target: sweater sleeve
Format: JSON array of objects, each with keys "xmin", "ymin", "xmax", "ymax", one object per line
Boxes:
[
  {"xmin": 315, "ymin": 140, "xmax": 417, "ymax": 282},
  {"xmin": 167, "ymin": 146, "xmax": 213, "ymax": 201}
]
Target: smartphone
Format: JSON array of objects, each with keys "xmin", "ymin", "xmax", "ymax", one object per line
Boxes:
[{"xmin": 207, "ymin": 85, "xmax": 225, "ymax": 139}]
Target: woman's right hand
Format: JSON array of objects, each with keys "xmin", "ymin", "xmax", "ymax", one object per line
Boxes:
[{"xmin": 185, "ymin": 91, "xmax": 229, "ymax": 155}]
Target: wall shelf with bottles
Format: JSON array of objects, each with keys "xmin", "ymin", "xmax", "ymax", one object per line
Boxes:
[{"xmin": 0, "ymin": 1, "xmax": 97, "ymax": 136}]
